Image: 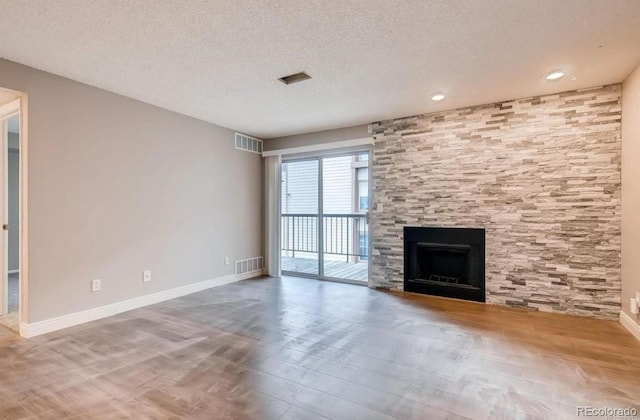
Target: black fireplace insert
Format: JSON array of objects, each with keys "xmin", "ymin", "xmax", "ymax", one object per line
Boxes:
[{"xmin": 404, "ymin": 227, "xmax": 485, "ymax": 302}]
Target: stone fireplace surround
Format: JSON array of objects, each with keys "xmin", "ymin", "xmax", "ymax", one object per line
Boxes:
[{"xmin": 369, "ymin": 85, "xmax": 622, "ymax": 320}]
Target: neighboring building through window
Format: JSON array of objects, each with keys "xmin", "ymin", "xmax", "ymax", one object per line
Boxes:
[
  {"xmin": 357, "ymin": 167, "xmax": 368, "ymax": 211},
  {"xmin": 280, "ymin": 153, "xmax": 370, "ymax": 267},
  {"xmin": 353, "ymin": 154, "xmax": 369, "ymax": 261}
]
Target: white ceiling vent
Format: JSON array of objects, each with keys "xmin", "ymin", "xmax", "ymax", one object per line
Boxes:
[{"xmin": 235, "ymin": 132, "xmax": 263, "ymax": 154}]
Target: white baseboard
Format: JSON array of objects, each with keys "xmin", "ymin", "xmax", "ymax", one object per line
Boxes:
[
  {"xmin": 8, "ymin": 270, "xmax": 18, "ymax": 275},
  {"xmin": 620, "ymin": 311, "xmax": 640, "ymax": 342},
  {"xmin": 19, "ymin": 271, "xmax": 264, "ymax": 339}
]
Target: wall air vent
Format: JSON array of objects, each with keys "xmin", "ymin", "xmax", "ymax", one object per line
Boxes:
[
  {"xmin": 235, "ymin": 132, "xmax": 263, "ymax": 154},
  {"xmin": 235, "ymin": 256, "xmax": 264, "ymax": 279},
  {"xmin": 278, "ymin": 71, "xmax": 311, "ymax": 85}
]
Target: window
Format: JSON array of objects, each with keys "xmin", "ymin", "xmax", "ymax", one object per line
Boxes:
[
  {"xmin": 357, "ymin": 167, "xmax": 368, "ymax": 211},
  {"xmin": 352, "ymin": 153, "xmax": 369, "ymax": 213}
]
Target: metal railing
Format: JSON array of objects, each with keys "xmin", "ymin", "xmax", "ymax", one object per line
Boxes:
[{"xmin": 281, "ymin": 213, "xmax": 368, "ymax": 260}]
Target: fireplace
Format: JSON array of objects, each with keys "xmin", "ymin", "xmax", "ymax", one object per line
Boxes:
[{"xmin": 404, "ymin": 227, "xmax": 485, "ymax": 302}]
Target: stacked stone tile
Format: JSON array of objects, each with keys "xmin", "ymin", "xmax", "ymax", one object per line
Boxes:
[{"xmin": 370, "ymin": 85, "xmax": 622, "ymax": 319}]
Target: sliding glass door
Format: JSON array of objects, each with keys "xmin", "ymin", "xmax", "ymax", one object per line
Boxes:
[{"xmin": 280, "ymin": 151, "xmax": 370, "ymax": 284}]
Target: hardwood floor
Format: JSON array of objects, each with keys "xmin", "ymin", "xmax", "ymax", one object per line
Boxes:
[{"xmin": 0, "ymin": 275, "xmax": 638, "ymax": 419}]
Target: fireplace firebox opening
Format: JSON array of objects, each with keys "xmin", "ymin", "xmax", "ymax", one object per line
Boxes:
[{"xmin": 404, "ymin": 227, "xmax": 485, "ymax": 302}]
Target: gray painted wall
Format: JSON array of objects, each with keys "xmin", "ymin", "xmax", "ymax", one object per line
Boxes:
[
  {"xmin": 265, "ymin": 124, "xmax": 369, "ymax": 151},
  {"xmin": 0, "ymin": 59, "xmax": 263, "ymax": 323},
  {"xmin": 8, "ymin": 132, "xmax": 18, "ymax": 272}
]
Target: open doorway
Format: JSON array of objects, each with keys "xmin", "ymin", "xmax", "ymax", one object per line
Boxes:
[
  {"xmin": 0, "ymin": 115, "xmax": 20, "ymax": 329},
  {"xmin": 0, "ymin": 100, "xmax": 21, "ymax": 332}
]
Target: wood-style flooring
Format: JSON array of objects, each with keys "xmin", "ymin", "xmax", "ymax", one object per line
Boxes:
[{"xmin": 0, "ymin": 275, "xmax": 639, "ymax": 419}]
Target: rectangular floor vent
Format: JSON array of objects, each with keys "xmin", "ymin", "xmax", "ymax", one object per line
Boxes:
[
  {"xmin": 235, "ymin": 256, "xmax": 264, "ymax": 276},
  {"xmin": 235, "ymin": 132, "xmax": 263, "ymax": 154}
]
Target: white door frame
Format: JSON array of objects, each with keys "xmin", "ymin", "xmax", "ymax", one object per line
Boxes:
[{"xmin": 0, "ymin": 91, "xmax": 29, "ymax": 333}]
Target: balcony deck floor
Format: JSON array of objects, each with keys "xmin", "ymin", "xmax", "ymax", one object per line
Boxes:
[{"xmin": 282, "ymin": 256, "xmax": 368, "ymax": 282}]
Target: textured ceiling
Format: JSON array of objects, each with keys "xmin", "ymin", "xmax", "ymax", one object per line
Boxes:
[{"xmin": 0, "ymin": 0, "xmax": 639, "ymax": 138}]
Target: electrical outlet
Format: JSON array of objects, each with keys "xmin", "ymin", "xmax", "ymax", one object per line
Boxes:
[
  {"xmin": 91, "ymin": 279, "xmax": 101, "ymax": 292},
  {"xmin": 224, "ymin": 257, "xmax": 230, "ymax": 265},
  {"xmin": 143, "ymin": 270, "xmax": 152, "ymax": 282}
]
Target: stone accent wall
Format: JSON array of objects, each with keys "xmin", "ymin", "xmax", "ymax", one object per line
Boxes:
[{"xmin": 370, "ymin": 85, "xmax": 622, "ymax": 319}]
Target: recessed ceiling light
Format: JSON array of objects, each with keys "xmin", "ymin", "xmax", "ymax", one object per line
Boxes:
[
  {"xmin": 544, "ymin": 71, "xmax": 565, "ymax": 81},
  {"xmin": 431, "ymin": 93, "xmax": 445, "ymax": 101}
]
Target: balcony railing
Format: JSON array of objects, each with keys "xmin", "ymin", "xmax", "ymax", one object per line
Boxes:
[{"xmin": 281, "ymin": 213, "xmax": 368, "ymax": 260}]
